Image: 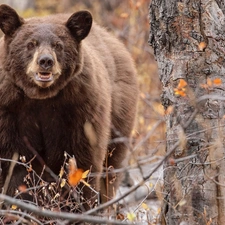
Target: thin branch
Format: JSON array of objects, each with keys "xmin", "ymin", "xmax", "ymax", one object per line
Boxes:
[
  {"xmin": 133, "ymin": 119, "xmax": 164, "ymax": 152},
  {"xmin": 2, "ymin": 153, "xmax": 18, "ymax": 197},
  {"xmin": 0, "ymin": 194, "xmax": 141, "ymax": 225},
  {"xmin": 23, "ymin": 136, "xmax": 58, "ymax": 182},
  {"xmin": 0, "ymin": 210, "xmax": 42, "ymax": 225},
  {"xmin": 85, "ymin": 141, "xmax": 180, "ymax": 215}
]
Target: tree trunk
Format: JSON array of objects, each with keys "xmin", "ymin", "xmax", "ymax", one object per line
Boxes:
[{"xmin": 149, "ymin": 1, "xmax": 225, "ymax": 224}]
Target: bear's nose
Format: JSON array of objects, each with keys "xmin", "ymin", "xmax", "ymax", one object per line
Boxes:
[{"xmin": 38, "ymin": 54, "xmax": 54, "ymax": 70}]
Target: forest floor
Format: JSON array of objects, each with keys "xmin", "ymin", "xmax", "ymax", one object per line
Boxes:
[{"xmin": 116, "ymin": 164, "xmax": 163, "ymax": 224}]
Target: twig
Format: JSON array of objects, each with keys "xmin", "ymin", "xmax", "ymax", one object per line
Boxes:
[
  {"xmin": 0, "ymin": 210, "xmax": 42, "ymax": 225},
  {"xmin": 197, "ymin": 94, "xmax": 225, "ymax": 102},
  {"xmin": 133, "ymin": 120, "xmax": 164, "ymax": 152},
  {"xmin": 0, "ymin": 194, "xmax": 141, "ymax": 225},
  {"xmin": 2, "ymin": 152, "xmax": 19, "ymax": 196},
  {"xmin": 23, "ymin": 136, "xmax": 58, "ymax": 182},
  {"xmin": 85, "ymin": 141, "xmax": 180, "ymax": 215}
]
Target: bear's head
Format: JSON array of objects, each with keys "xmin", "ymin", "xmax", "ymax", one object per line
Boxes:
[{"xmin": 0, "ymin": 4, "xmax": 92, "ymax": 99}]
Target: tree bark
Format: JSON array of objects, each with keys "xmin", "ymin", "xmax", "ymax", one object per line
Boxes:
[{"xmin": 149, "ymin": 1, "xmax": 225, "ymax": 224}]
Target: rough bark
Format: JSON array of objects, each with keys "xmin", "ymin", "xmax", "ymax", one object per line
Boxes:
[{"xmin": 149, "ymin": 1, "xmax": 225, "ymax": 224}]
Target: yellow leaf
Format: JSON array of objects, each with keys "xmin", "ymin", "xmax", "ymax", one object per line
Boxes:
[
  {"xmin": 178, "ymin": 199, "xmax": 186, "ymax": 206},
  {"xmin": 59, "ymin": 167, "xmax": 64, "ymax": 178},
  {"xmin": 60, "ymin": 178, "xmax": 66, "ymax": 188},
  {"xmin": 157, "ymin": 208, "xmax": 161, "ymax": 214},
  {"xmin": 11, "ymin": 205, "xmax": 17, "ymax": 210},
  {"xmin": 52, "ymin": 193, "xmax": 60, "ymax": 201},
  {"xmin": 127, "ymin": 212, "xmax": 136, "ymax": 222},
  {"xmin": 82, "ymin": 170, "xmax": 90, "ymax": 179},
  {"xmin": 174, "ymin": 88, "xmax": 186, "ymax": 97},
  {"xmin": 141, "ymin": 203, "xmax": 149, "ymax": 210}
]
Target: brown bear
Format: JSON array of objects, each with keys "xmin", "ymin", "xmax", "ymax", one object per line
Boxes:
[{"xmin": 0, "ymin": 4, "xmax": 138, "ymax": 209}]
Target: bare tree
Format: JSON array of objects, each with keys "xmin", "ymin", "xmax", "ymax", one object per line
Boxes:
[{"xmin": 149, "ymin": 0, "xmax": 225, "ymax": 224}]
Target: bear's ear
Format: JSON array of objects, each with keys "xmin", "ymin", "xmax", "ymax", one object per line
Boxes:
[
  {"xmin": 66, "ymin": 11, "xmax": 92, "ymax": 42},
  {"xmin": 0, "ymin": 4, "xmax": 24, "ymax": 36}
]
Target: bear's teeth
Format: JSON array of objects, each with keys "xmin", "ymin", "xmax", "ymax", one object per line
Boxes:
[{"xmin": 35, "ymin": 72, "xmax": 53, "ymax": 81}]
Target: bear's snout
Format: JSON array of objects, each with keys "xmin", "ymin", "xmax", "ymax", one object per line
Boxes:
[{"xmin": 38, "ymin": 54, "xmax": 54, "ymax": 70}]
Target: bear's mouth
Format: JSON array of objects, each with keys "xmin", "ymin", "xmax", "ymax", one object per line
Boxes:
[{"xmin": 35, "ymin": 72, "xmax": 53, "ymax": 82}]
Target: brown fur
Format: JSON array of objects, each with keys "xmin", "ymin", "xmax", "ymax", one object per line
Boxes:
[{"xmin": 0, "ymin": 5, "xmax": 138, "ymax": 207}]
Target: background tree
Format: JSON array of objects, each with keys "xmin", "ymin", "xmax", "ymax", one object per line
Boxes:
[
  {"xmin": 0, "ymin": 0, "xmax": 34, "ymax": 11},
  {"xmin": 149, "ymin": 0, "xmax": 225, "ymax": 224}
]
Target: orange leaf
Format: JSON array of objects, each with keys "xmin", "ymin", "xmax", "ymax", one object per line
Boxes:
[
  {"xmin": 174, "ymin": 88, "xmax": 186, "ymax": 97},
  {"xmin": 18, "ymin": 185, "xmax": 27, "ymax": 193},
  {"xmin": 198, "ymin": 42, "xmax": 207, "ymax": 51},
  {"xmin": 213, "ymin": 78, "xmax": 222, "ymax": 85},
  {"xmin": 177, "ymin": 79, "xmax": 187, "ymax": 89},
  {"xmin": 68, "ymin": 168, "xmax": 84, "ymax": 186}
]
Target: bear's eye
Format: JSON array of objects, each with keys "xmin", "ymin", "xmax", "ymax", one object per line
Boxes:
[
  {"xmin": 27, "ymin": 41, "xmax": 36, "ymax": 50},
  {"xmin": 55, "ymin": 42, "xmax": 63, "ymax": 51}
]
